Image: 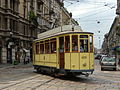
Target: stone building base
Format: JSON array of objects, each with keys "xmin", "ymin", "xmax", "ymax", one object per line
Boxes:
[
  {"xmin": 1, "ymin": 48, "xmax": 7, "ymax": 64},
  {"xmin": 1, "ymin": 47, "xmax": 31, "ymax": 64},
  {"xmin": 117, "ymin": 65, "xmax": 120, "ymax": 71}
]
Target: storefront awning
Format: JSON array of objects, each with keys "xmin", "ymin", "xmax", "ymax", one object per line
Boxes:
[{"xmin": 112, "ymin": 46, "xmax": 120, "ymax": 52}]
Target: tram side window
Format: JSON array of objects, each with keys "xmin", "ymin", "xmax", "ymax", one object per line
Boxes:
[
  {"xmin": 90, "ymin": 36, "xmax": 93, "ymax": 52},
  {"xmin": 50, "ymin": 38, "xmax": 56, "ymax": 53},
  {"xmin": 40, "ymin": 42, "xmax": 44, "ymax": 54},
  {"xmin": 65, "ymin": 36, "xmax": 70, "ymax": 52},
  {"xmin": 59, "ymin": 37, "xmax": 64, "ymax": 52},
  {"xmin": 36, "ymin": 42, "xmax": 39, "ymax": 54},
  {"xmin": 45, "ymin": 40, "xmax": 50, "ymax": 54},
  {"xmin": 72, "ymin": 35, "xmax": 78, "ymax": 52},
  {"xmin": 80, "ymin": 39, "xmax": 88, "ymax": 52}
]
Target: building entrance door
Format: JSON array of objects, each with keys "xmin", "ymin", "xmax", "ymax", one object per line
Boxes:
[{"xmin": 7, "ymin": 48, "xmax": 12, "ymax": 64}]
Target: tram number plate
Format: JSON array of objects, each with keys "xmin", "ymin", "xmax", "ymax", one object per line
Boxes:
[{"xmin": 82, "ymin": 56, "xmax": 87, "ymax": 59}]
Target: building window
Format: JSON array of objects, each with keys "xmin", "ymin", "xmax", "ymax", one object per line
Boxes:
[
  {"xmin": 5, "ymin": 0, "xmax": 8, "ymax": 8},
  {"xmin": 10, "ymin": 19, "xmax": 13, "ymax": 31},
  {"xmin": 23, "ymin": 0, "xmax": 26, "ymax": 18},
  {"xmin": 10, "ymin": 19, "xmax": 17, "ymax": 31},
  {"xmin": 0, "ymin": 0, "xmax": 1, "ymax": 7},
  {"xmin": 24, "ymin": 25, "xmax": 26, "ymax": 35},
  {"xmin": 10, "ymin": 0, "xmax": 15, "ymax": 11},
  {"xmin": 30, "ymin": 0, "xmax": 34, "ymax": 7},
  {"xmin": 37, "ymin": 1, "xmax": 43, "ymax": 13},
  {"xmin": 26, "ymin": 26, "xmax": 29, "ymax": 36},
  {"xmin": 0, "ymin": 15, "xmax": 1, "ymax": 29},
  {"xmin": 24, "ymin": 7, "xmax": 26, "ymax": 18},
  {"xmin": 5, "ymin": 18, "xmax": 7, "ymax": 29}
]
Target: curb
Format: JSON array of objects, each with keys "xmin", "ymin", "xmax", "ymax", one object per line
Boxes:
[{"xmin": 0, "ymin": 63, "xmax": 32, "ymax": 70}]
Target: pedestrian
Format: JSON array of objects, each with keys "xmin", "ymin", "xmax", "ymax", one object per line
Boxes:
[{"xmin": 118, "ymin": 59, "xmax": 120, "ymax": 66}]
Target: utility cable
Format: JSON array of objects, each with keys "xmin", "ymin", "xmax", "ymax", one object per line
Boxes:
[
  {"xmin": 75, "ymin": 7, "xmax": 116, "ymax": 19},
  {"xmin": 77, "ymin": 15, "xmax": 116, "ymax": 20}
]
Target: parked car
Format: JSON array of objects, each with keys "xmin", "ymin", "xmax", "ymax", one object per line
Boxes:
[
  {"xmin": 99, "ymin": 55, "xmax": 107, "ymax": 64},
  {"xmin": 100, "ymin": 56, "xmax": 116, "ymax": 71},
  {"xmin": 95, "ymin": 54, "xmax": 102, "ymax": 60}
]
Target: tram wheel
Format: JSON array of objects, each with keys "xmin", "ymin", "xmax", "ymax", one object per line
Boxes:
[{"xmin": 101, "ymin": 68, "xmax": 104, "ymax": 71}]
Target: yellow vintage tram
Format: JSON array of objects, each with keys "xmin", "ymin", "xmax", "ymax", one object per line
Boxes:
[{"xmin": 33, "ymin": 25, "xmax": 94, "ymax": 76}]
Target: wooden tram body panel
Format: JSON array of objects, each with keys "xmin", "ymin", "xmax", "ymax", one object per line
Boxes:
[
  {"xmin": 34, "ymin": 54, "xmax": 58, "ymax": 67},
  {"xmin": 33, "ymin": 25, "xmax": 94, "ymax": 76}
]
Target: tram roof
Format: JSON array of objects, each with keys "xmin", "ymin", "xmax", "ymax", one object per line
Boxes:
[{"xmin": 35, "ymin": 25, "xmax": 93, "ymax": 41}]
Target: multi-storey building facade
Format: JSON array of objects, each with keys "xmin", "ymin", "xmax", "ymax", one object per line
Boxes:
[
  {"xmin": 101, "ymin": 33, "xmax": 109, "ymax": 55},
  {"xmin": 36, "ymin": 0, "xmax": 78, "ymax": 33},
  {"xmin": 37, "ymin": 0, "xmax": 61, "ymax": 33},
  {"xmin": 116, "ymin": 0, "xmax": 120, "ymax": 15},
  {"xmin": 102, "ymin": 0, "xmax": 120, "ymax": 55},
  {"xmin": 0, "ymin": 0, "xmax": 36, "ymax": 64},
  {"xmin": 0, "ymin": 0, "xmax": 20, "ymax": 63},
  {"xmin": 62, "ymin": 7, "xmax": 78, "ymax": 25},
  {"xmin": 102, "ymin": 0, "xmax": 120, "ymax": 69},
  {"xmin": 0, "ymin": 0, "xmax": 78, "ymax": 64},
  {"xmin": 107, "ymin": 16, "xmax": 119, "ymax": 55}
]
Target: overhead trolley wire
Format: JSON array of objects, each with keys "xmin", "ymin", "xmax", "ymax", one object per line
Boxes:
[{"xmin": 75, "ymin": 7, "xmax": 116, "ymax": 19}]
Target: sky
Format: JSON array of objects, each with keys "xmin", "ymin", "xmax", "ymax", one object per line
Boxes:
[{"xmin": 64, "ymin": 0, "xmax": 117, "ymax": 49}]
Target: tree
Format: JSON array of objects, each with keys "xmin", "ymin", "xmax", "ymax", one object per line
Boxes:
[{"xmin": 29, "ymin": 10, "xmax": 38, "ymax": 28}]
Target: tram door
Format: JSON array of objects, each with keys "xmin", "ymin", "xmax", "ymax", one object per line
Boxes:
[{"xmin": 59, "ymin": 37, "xmax": 64, "ymax": 69}]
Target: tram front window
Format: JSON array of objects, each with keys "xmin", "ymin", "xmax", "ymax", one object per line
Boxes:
[
  {"xmin": 80, "ymin": 35, "xmax": 89, "ymax": 52},
  {"xmin": 80, "ymin": 39, "xmax": 88, "ymax": 52},
  {"xmin": 90, "ymin": 36, "xmax": 93, "ymax": 52}
]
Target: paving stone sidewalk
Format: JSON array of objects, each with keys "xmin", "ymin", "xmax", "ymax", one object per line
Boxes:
[{"xmin": 0, "ymin": 62, "xmax": 33, "ymax": 70}]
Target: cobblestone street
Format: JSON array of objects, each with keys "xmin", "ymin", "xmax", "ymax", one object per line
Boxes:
[{"xmin": 0, "ymin": 60, "xmax": 120, "ymax": 90}]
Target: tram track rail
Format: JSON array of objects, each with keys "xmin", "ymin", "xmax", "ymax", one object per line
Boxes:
[
  {"xmin": 94, "ymin": 72, "xmax": 120, "ymax": 78},
  {"xmin": 0, "ymin": 75, "xmax": 55, "ymax": 90},
  {"xmin": 31, "ymin": 78, "xmax": 55, "ymax": 90}
]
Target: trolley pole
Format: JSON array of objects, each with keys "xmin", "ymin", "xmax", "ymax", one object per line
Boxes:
[
  {"xmin": 60, "ymin": 0, "xmax": 65, "ymax": 32},
  {"xmin": 60, "ymin": 4, "xmax": 63, "ymax": 32}
]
